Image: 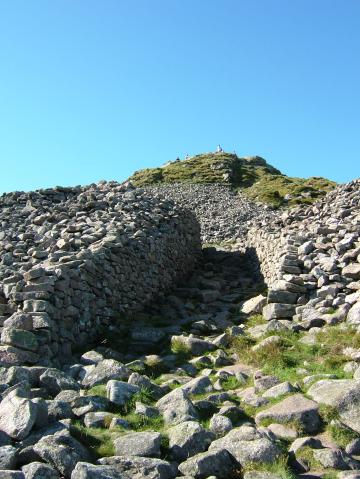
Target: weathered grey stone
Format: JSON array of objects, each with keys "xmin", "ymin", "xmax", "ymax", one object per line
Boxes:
[
  {"xmin": 313, "ymin": 448, "xmax": 360, "ymax": 470},
  {"xmin": 254, "ymin": 374, "xmax": 281, "ymax": 393},
  {"xmin": 338, "ymin": 380, "xmax": 360, "ymax": 433},
  {"xmin": 114, "ymin": 431, "xmax": 161, "ymax": 458},
  {"xmin": 128, "ymin": 372, "xmax": 163, "ymax": 399},
  {"xmin": 135, "ymin": 402, "xmax": 159, "ymax": 418},
  {"xmin": 71, "ymin": 462, "xmax": 127, "ymax": 479},
  {"xmin": 209, "ymin": 414, "xmax": 233, "ymax": 437},
  {"xmin": 343, "ymin": 264, "xmax": 360, "ymax": 279},
  {"xmin": 34, "ymin": 434, "xmax": 91, "ymax": 478},
  {"xmin": 347, "ymin": 302, "xmax": 360, "ymax": 325},
  {"xmin": 307, "ymin": 379, "xmax": 356, "ymax": 406},
  {"xmin": 338, "ymin": 471, "xmax": 360, "ymax": 479},
  {"xmin": 47, "ymin": 400, "xmax": 72, "ymax": 422},
  {"xmin": 39, "ymin": 369, "xmax": 79, "ymax": 395},
  {"xmin": 0, "ymin": 445, "xmax": 18, "ymax": 469},
  {"xmin": 178, "ymin": 448, "xmax": 240, "ymax": 479},
  {"xmin": 156, "ymin": 388, "xmax": 198, "ymax": 425},
  {"xmin": 0, "ymin": 345, "xmax": 39, "ymax": 366},
  {"xmin": 0, "ymin": 384, "xmax": 37, "ymax": 440},
  {"xmin": 80, "ymin": 351, "xmax": 104, "ymax": 366},
  {"xmin": 22, "ymin": 461, "xmax": 60, "ymax": 479},
  {"xmin": 168, "ymin": 420, "xmax": 214, "ymax": 461},
  {"xmin": 71, "ymin": 396, "xmax": 112, "ymax": 417},
  {"xmin": 262, "ymin": 381, "xmax": 297, "ymax": 398},
  {"xmin": 179, "ymin": 376, "xmax": 213, "ymax": 396},
  {"xmin": 262, "ymin": 303, "xmax": 295, "ymax": 320},
  {"xmin": 255, "ymin": 394, "xmax": 320, "ymax": 434},
  {"xmin": 97, "ymin": 455, "xmax": 177, "ymax": 479},
  {"xmin": 0, "ymin": 471, "xmax": 24, "ymax": 479},
  {"xmin": 82, "ymin": 359, "xmax": 130, "ymax": 388},
  {"xmin": 346, "ymin": 438, "xmax": 360, "ymax": 455},
  {"xmin": 267, "ymin": 423, "xmax": 298, "ymax": 440},
  {"xmin": 83, "ymin": 412, "xmax": 110, "ymax": 429},
  {"xmin": 106, "ymin": 380, "xmax": 140, "ymax": 406},
  {"xmin": 240, "ymin": 295, "xmax": 267, "ymax": 314},
  {"xmin": 209, "ymin": 425, "xmax": 282, "ymax": 465},
  {"xmin": 267, "ymin": 290, "xmax": 298, "ymax": 304}
]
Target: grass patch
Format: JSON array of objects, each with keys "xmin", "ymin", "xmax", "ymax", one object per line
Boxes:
[
  {"xmin": 71, "ymin": 421, "xmax": 116, "ymax": 458},
  {"xmin": 86, "ymin": 384, "xmax": 107, "ymax": 397},
  {"xmin": 318, "ymin": 405, "xmax": 340, "ymax": 424},
  {"xmin": 71, "ymin": 412, "xmax": 166, "ymax": 459},
  {"xmin": 118, "ymin": 412, "xmax": 164, "ymax": 432},
  {"xmin": 295, "ymin": 446, "xmax": 322, "ymax": 470},
  {"xmin": 171, "ymin": 337, "xmax": 192, "ymax": 360},
  {"xmin": 258, "ymin": 417, "xmax": 305, "ymax": 434},
  {"xmin": 120, "ymin": 387, "xmax": 156, "ymax": 414},
  {"xmin": 328, "ymin": 423, "xmax": 360, "ymax": 448},
  {"xmin": 220, "ymin": 375, "xmax": 246, "ymax": 391},
  {"xmin": 245, "ymin": 314, "xmax": 267, "ymax": 328},
  {"xmin": 243, "ymin": 456, "xmax": 295, "ymax": 479},
  {"xmin": 229, "ymin": 326, "xmax": 360, "ymax": 383}
]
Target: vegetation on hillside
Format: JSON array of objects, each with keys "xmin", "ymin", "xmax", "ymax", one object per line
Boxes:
[{"xmin": 129, "ymin": 152, "xmax": 336, "ymax": 207}]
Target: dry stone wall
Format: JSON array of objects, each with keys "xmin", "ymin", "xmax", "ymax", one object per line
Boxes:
[
  {"xmin": 245, "ymin": 179, "xmax": 360, "ymax": 324},
  {"xmin": 0, "ymin": 181, "xmax": 201, "ymax": 366}
]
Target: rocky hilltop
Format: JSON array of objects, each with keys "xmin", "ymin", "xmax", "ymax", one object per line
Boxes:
[
  {"xmin": 0, "ymin": 157, "xmax": 359, "ymax": 479},
  {"xmin": 130, "ymin": 152, "xmax": 336, "ymax": 208}
]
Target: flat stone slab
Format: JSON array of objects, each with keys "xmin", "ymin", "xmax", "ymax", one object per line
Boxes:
[{"xmin": 255, "ymin": 393, "xmax": 321, "ymax": 434}]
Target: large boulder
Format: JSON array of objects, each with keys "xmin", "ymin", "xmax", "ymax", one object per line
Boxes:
[
  {"xmin": 0, "ymin": 445, "xmax": 18, "ymax": 469},
  {"xmin": 338, "ymin": 380, "xmax": 360, "ymax": 433},
  {"xmin": 255, "ymin": 394, "xmax": 320, "ymax": 434},
  {"xmin": 22, "ymin": 462, "xmax": 60, "ymax": 478},
  {"xmin": 347, "ymin": 302, "xmax": 360, "ymax": 325},
  {"xmin": 82, "ymin": 359, "xmax": 130, "ymax": 388},
  {"xmin": 0, "ymin": 383, "xmax": 37, "ymax": 440},
  {"xmin": 114, "ymin": 431, "xmax": 161, "ymax": 458},
  {"xmin": 33, "ymin": 434, "xmax": 91, "ymax": 478},
  {"xmin": 168, "ymin": 421, "xmax": 214, "ymax": 461},
  {"xmin": 307, "ymin": 379, "xmax": 356, "ymax": 406},
  {"xmin": 39, "ymin": 369, "xmax": 79, "ymax": 396},
  {"xmin": 97, "ymin": 455, "xmax": 177, "ymax": 479},
  {"xmin": 262, "ymin": 304, "xmax": 295, "ymax": 321},
  {"xmin": 178, "ymin": 448, "xmax": 240, "ymax": 479},
  {"xmin": 156, "ymin": 388, "xmax": 198, "ymax": 425},
  {"xmin": 178, "ymin": 376, "xmax": 213, "ymax": 396},
  {"xmin": 208, "ymin": 425, "xmax": 282, "ymax": 465},
  {"xmin": 343, "ymin": 264, "xmax": 360, "ymax": 279},
  {"xmin": 240, "ymin": 295, "xmax": 267, "ymax": 314},
  {"xmin": 106, "ymin": 380, "xmax": 140, "ymax": 406}
]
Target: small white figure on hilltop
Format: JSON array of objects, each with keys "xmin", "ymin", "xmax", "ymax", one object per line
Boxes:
[
  {"xmin": 185, "ymin": 153, "xmax": 190, "ymax": 160},
  {"xmin": 216, "ymin": 145, "xmax": 223, "ymax": 153}
]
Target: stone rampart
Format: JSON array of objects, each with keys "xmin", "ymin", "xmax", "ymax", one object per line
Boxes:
[{"xmin": 0, "ymin": 182, "xmax": 201, "ymax": 366}]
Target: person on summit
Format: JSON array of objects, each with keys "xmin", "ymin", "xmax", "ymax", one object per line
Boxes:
[{"xmin": 216, "ymin": 144, "xmax": 223, "ymax": 153}]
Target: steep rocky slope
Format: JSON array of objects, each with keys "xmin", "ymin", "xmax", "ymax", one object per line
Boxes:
[{"xmin": 0, "ymin": 165, "xmax": 359, "ymax": 479}]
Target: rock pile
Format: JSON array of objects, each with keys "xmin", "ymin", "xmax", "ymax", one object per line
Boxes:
[
  {"xmin": 246, "ymin": 179, "xmax": 360, "ymax": 327},
  {"xmin": 0, "ymin": 181, "xmax": 201, "ymax": 367},
  {"xmin": 144, "ymin": 184, "xmax": 275, "ymax": 244}
]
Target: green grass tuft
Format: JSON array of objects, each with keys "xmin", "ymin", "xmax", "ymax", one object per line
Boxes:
[
  {"xmin": 86, "ymin": 384, "xmax": 107, "ymax": 397},
  {"xmin": 243, "ymin": 456, "xmax": 295, "ymax": 479},
  {"xmin": 328, "ymin": 423, "xmax": 360, "ymax": 448}
]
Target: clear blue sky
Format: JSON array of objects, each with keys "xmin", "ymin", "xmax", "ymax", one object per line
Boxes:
[{"xmin": 0, "ymin": 1, "xmax": 359, "ymax": 193}]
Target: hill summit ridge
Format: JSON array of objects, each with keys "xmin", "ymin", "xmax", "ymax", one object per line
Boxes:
[{"xmin": 129, "ymin": 151, "xmax": 336, "ymax": 208}]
